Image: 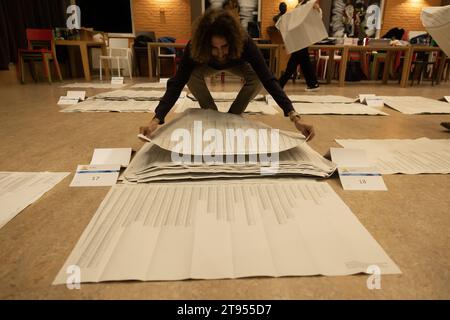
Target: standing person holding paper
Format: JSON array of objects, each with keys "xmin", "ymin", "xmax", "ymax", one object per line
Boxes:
[
  {"xmin": 140, "ymin": 8, "xmax": 315, "ymax": 140},
  {"xmin": 277, "ymin": 0, "xmax": 321, "ymax": 91}
]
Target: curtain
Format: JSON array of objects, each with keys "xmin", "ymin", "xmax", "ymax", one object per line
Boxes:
[{"xmin": 0, "ymin": 0, "xmax": 70, "ymax": 70}]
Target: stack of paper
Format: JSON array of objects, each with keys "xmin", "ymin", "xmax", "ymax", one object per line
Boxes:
[
  {"xmin": 287, "ymin": 95, "xmax": 357, "ymax": 103},
  {"xmin": 336, "ymin": 138, "xmax": 450, "ymax": 174},
  {"xmin": 53, "ymin": 180, "xmax": 400, "ymax": 284},
  {"xmin": 380, "ymin": 96, "xmax": 450, "ymax": 114},
  {"xmin": 122, "ymin": 142, "xmax": 336, "ymax": 182},
  {"xmin": 292, "ymin": 102, "xmax": 388, "ymax": 115},
  {"xmin": 0, "ymin": 172, "xmax": 69, "ymax": 229},
  {"xmin": 60, "ymin": 83, "xmax": 126, "ymax": 89},
  {"xmin": 125, "ymin": 109, "xmax": 335, "ymax": 182},
  {"xmin": 93, "ymin": 90, "xmax": 186, "ymax": 101},
  {"xmin": 60, "ymin": 99, "xmax": 162, "ymax": 113},
  {"xmin": 130, "ymin": 83, "xmax": 188, "ymax": 90}
]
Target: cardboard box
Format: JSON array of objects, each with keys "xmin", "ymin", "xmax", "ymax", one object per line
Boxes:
[{"xmin": 275, "ymin": 1, "xmax": 328, "ymax": 54}]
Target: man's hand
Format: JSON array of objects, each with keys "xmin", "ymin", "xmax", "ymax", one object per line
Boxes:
[
  {"xmin": 294, "ymin": 119, "xmax": 315, "ymax": 141},
  {"xmin": 139, "ymin": 117, "xmax": 160, "ymax": 140}
]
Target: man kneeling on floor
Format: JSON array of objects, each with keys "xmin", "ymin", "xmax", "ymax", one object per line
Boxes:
[{"xmin": 140, "ymin": 8, "xmax": 315, "ymax": 140}]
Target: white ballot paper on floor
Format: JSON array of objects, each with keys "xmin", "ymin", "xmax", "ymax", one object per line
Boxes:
[
  {"xmin": 0, "ymin": 172, "xmax": 69, "ymax": 229},
  {"xmin": 421, "ymin": 6, "xmax": 450, "ymax": 56},
  {"xmin": 90, "ymin": 148, "xmax": 132, "ymax": 167},
  {"xmin": 70, "ymin": 164, "xmax": 121, "ymax": 187},
  {"xmin": 276, "ymin": 1, "xmax": 328, "ymax": 53},
  {"xmin": 53, "ymin": 180, "xmax": 400, "ymax": 284},
  {"xmin": 330, "ymin": 148, "xmax": 387, "ymax": 191}
]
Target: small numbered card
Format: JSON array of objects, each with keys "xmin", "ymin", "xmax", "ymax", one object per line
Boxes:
[
  {"xmin": 365, "ymin": 97, "xmax": 384, "ymax": 108},
  {"xmin": 444, "ymin": 96, "xmax": 450, "ymax": 103},
  {"xmin": 70, "ymin": 164, "xmax": 121, "ymax": 187},
  {"xmin": 58, "ymin": 91, "xmax": 86, "ymax": 105},
  {"xmin": 111, "ymin": 77, "xmax": 124, "ymax": 84},
  {"xmin": 330, "ymin": 148, "xmax": 387, "ymax": 191},
  {"xmin": 359, "ymin": 94, "xmax": 376, "ymax": 103}
]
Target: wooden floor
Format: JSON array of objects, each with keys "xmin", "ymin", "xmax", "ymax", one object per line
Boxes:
[{"xmin": 0, "ymin": 68, "xmax": 449, "ymax": 299}]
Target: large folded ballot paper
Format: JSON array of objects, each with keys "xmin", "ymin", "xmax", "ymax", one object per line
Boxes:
[
  {"xmin": 275, "ymin": 1, "xmax": 328, "ymax": 54},
  {"xmin": 421, "ymin": 6, "xmax": 450, "ymax": 56}
]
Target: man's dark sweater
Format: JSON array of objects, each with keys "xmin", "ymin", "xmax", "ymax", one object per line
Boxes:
[{"xmin": 154, "ymin": 36, "xmax": 294, "ymax": 124}]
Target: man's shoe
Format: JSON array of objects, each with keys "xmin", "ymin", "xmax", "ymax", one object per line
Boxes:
[
  {"xmin": 305, "ymin": 84, "xmax": 320, "ymax": 92},
  {"xmin": 441, "ymin": 122, "xmax": 450, "ymax": 130}
]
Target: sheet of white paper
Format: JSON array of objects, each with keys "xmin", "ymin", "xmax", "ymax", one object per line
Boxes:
[
  {"xmin": 330, "ymin": 148, "xmax": 387, "ymax": 191},
  {"xmin": 91, "ymin": 148, "xmax": 132, "ymax": 167},
  {"xmin": 70, "ymin": 164, "xmax": 120, "ymax": 187},
  {"xmin": 336, "ymin": 138, "xmax": 450, "ymax": 174},
  {"xmin": 380, "ymin": 96, "xmax": 450, "ymax": 114},
  {"xmin": 421, "ymin": 6, "xmax": 450, "ymax": 56},
  {"xmin": 276, "ymin": 1, "xmax": 328, "ymax": 53},
  {"xmin": 0, "ymin": 172, "xmax": 69, "ymax": 229},
  {"xmin": 60, "ymin": 99, "xmax": 175, "ymax": 113},
  {"xmin": 292, "ymin": 102, "xmax": 388, "ymax": 115},
  {"xmin": 444, "ymin": 96, "xmax": 450, "ymax": 103},
  {"xmin": 53, "ymin": 180, "xmax": 400, "ymax": 284},
  {"xmin": 137, "ymin": 134, "xmax": 152, "ymax": 142}
]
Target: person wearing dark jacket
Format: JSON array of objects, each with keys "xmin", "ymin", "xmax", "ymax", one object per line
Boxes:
[
  {"xmin": 277, "ymin": 0, "xmax": 321, "ymax": 91},
  {"xmin": 140, "ymin": 8, "xmax": 314, "ymax": 140}
]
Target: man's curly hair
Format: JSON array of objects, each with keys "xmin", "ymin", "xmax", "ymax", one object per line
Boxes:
[{"xmin": 190, "ymin": 8, "xmax": 245, "ymax": 64}]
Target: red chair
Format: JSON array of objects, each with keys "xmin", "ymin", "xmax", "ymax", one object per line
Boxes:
[{"xmin": 17, "ymin": 29, "xmax": 62, "ymax": 84}]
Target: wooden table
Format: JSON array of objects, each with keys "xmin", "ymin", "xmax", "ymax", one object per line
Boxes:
[
  {"xmin": 147, "ymin": 42, "xmax": 282, "ymax": 80},
  {"xmin": 309, "ymin": 44, "xmax": 345, "ymax": 84},
  {"xmin": 408, "ymin": 45, "xmax": 448, "ymax": 85},
  {"xmin": 338, "ymin": 45, "xmax": 412, "ymax": 87},
  {"xmin": 55, "ymin": 40, "xmax": 110, "ymax": 81}
]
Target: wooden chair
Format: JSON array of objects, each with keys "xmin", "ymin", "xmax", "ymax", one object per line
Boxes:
[{"xmin": 17, "ymin": 29, "xmax": 62, "ymax": 84}]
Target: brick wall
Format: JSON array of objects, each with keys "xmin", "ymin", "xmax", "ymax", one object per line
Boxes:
[
  {"xmin": 133, "ymin": 0, "xmax": 191, "ymax": 40},
  {"xmin": 132, "ymin": 0, "xmax": 443, "ymax": 42},
  {"xmin": 381, "ymin": 0, "xmax": 442, "ymax": 35}
]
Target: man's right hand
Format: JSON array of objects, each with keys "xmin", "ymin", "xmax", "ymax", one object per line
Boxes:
[{"xmin": 139, "ymin": 117, "xmax": 160, "ymax": 140}]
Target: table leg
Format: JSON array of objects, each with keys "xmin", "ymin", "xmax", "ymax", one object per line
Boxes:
[
  {"xmin": 339, "ymin": 47, "xmax": 349, "ymax": 87},
  {"xmin": 382, "ymin": 51, "xmax": 392, "ymax": 84},
  {"xmin": 80, "ymin": 44, "xmax": 91, "ymax": 81},
  {"xmin": 436, "ymin": 52, "xmax": 447, "ymax": 85},
  {"xmin": 100, "ymin": 45, "xmax": 110, "ymax": 79},
  {"xmin": 148, "ymin": 44, "xmax": 154, "ymax": 80},
  {"xmin": 400, "ymin": 48, "xmax": 413, "ymax": 88},
  {"xmin": 327, "ymin": 49, "xmax": 335, "ymax": 84}
]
